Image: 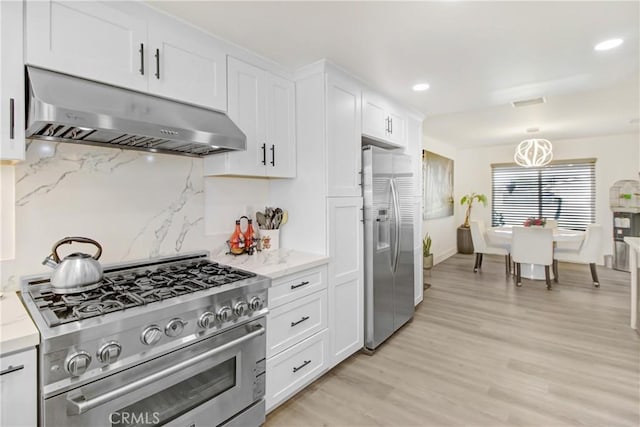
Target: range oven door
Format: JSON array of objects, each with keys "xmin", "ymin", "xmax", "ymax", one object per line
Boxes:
[{"xmin": 44, "ymin": 318, "xmax": 266, "ymax": 427}]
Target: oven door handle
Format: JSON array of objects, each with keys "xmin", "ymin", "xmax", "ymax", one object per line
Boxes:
[{"xmin": 67, "ymin": 325, "xmax": 265, "ymax": 415}]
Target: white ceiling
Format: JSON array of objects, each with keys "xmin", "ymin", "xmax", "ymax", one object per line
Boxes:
[{"xmin": 149, "ymin": 0, "xmax": 640, "ymax": 148}]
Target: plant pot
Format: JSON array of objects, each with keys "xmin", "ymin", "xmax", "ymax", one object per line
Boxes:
[
  {"xmin": 457, "ymin": 226, "xmax": 474, "ymax": 254},
  {"xmin": 423, "ymin": 254, "xmax": 433, "ymax": 270}
]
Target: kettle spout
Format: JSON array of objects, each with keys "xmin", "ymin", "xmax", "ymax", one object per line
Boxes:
[{"xmin": 42, "ymin": 255, "xmax": 58, "ymax": 269}]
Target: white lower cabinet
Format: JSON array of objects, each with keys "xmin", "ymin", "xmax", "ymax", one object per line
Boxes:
[
  {"xmin": 266, "ymin": 329, "xmax": 329, "ymax": 411},
  {"xmin": 265, "ymin": 265, "xmax": 328, "ymax": 412},
  {"xmin": 0, "ymin": 347, "xmax": 37, "ymax": 427}
]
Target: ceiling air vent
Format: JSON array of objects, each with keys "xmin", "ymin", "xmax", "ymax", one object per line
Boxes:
[{"xmin": 511, "ymin": 97, "xmax": 546, "ymax": 108}]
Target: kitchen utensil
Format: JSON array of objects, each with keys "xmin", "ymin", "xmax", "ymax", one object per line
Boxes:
[
  {"xmin": 281, "ymin": 210, "xmax": 288, "ymax": 226},
  {"xmin": 42, "ymin": 237, "xmax": 104, "ymax": 294},
  {"xmin": 256, "ymin": 211, "xmax": 266, "ymax": 229}
]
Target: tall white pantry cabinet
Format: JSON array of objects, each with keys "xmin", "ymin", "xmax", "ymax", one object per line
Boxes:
[{"xmin": 271, "ymin": 61, "xmax": 424, "ymax": 370}]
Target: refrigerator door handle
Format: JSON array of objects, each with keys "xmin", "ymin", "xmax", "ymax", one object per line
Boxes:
[{"xmin": 390, "ymin": 178, "xmax": 401, "ymax": 273}]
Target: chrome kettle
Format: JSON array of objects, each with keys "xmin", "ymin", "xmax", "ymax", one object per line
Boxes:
[{"xmin": 42, "ymin": 237, "xmax": 104, "ymax": 294}]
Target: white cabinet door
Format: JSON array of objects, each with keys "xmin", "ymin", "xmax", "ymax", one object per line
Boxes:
[
  {"xmin": 326, "ymin": 73, "xmax": 362, "ymax": 197},
  {"xmin": 327, "ymin": 197, "xmax": 364, "ymax": 366},
  {"xmin": 148, "ymin": 22, "xmax": 226, "ymax": 111},
  {"xmin": 0, "ymin": 347, "xmax": 37, "ymax": 427},
  {"xmin": 0, "ymin": 0, "xmax": 25, "ymax": 161},
  {"xmin": 206, "ymin": 57, "xmax": 267, "ymax": 177},
  {"xmin": 362, "ymin": 91, "xmax": 387, "ymax": 142},
  {"xmin": 387, "ymin": 109, "xmax": 407, "ymax": 148},
  {"xmin": 362, "ymin": 90, "xmax": 408, "ymax": 149},
  {"xmin": 204, "ymin": 58, "xmax": 297, "ymax": 178},
  {"xmin": 25, "ymin": 0, "xmax": 147, "ymax": 91},
  {"xmin": 266, "ymin": 73, "xmax": 296, "ymax": 178}
]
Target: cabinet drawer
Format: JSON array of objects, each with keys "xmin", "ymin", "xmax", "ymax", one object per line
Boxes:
[
  {"xmin": 269, "ymin": 265, "xmax": 327, "ymax": 308},
  {"xmin": 0, "ymin": 347, "xmax": 37, "ymax": 427},
  {"xmin": 266, "ymin": 329, "xmax": 328, "ymax": 412},
  {"xmin": 267, "ymin": 290, "xmax": 327, "ymax": 358}
]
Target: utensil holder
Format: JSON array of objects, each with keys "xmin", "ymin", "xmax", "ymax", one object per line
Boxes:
[{"xmin": 259, "ymin": 229, "xmax": 280, "ymax": 251}]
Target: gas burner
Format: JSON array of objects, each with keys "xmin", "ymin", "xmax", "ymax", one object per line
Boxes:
[
  {"xmin": 26, "ymin": 258, "xmax": 256, "ymax": 326},
  {"xmin": 73, "ymin": 300, "xmax": 125, "ymax": 319}
]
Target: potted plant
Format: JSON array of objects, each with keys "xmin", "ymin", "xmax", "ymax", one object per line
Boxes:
[
  {"xmin": 457, "ymin": 192, "xmax": 487, "ymax": 254},
  {"xmin": 423, "ymin": 233, "xmax": 433, "ymax": 270}
]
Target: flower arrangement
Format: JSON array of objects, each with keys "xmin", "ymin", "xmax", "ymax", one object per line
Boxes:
[{"xmin": 523, "ymin": 217, "xmax": 546, "ymax": 227}]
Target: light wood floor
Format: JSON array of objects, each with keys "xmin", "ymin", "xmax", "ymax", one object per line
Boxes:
[{"xmin": 266, "ymin": 254, "xmax": 640, "ymax": 427}]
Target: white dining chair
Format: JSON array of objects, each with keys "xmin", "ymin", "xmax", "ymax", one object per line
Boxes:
[
  {"xmin": 511, "ymin": 226, "xmax": 554, "ymax": 289},
  {"xmin": 553, "ymin": 224, "xmax": 603, "ymax": 287},
  {"xmin": 470, "ymin": 220, "xmax": 511, "ymax": 275}
]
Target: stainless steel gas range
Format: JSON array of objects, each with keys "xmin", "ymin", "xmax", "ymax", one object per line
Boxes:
[{"xmin": 20, "ymin": 251, "xmax": 270, "ymax": 427}]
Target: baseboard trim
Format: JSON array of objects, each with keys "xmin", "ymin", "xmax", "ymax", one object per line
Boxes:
[{"xmin": 435, "ymin": 248, "xmax": 458, "ymax": 265}]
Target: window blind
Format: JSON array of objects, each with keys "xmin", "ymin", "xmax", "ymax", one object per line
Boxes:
[{"xmin": 491, "ymin": 160, "xmax": 595, "ymax": 230}]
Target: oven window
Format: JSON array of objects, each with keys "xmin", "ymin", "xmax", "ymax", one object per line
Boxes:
[{"xmin": 112, "ymin": 357, "xmax": 236, "ymax": 427}]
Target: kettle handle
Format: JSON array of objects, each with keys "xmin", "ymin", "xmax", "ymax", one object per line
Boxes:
[{"xmin": 51, "ymin": 237, "xmax": 103, "ymax": 262}]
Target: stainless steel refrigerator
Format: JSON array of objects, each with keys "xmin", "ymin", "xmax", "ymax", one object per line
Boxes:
[{"xmin": 362, "ymin": 145, "xmax": 415, "ymax": 351}]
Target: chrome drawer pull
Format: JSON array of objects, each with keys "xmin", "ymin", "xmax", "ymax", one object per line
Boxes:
[
  {"xmin": 290, "ymin": 281, "xmax": 310, "ymax": 290},
  {"xmin": 292, "ymin": 360, "xmax": 311, "ymax": 373},
  {"xmin": 0, "ymin": 364, "xmax": 24, "ymax": 376},
  {"xmin": 290, "ymin": 316, "xmax": 310, "ymax": 327}
]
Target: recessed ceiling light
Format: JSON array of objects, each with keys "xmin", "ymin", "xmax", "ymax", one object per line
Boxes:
[
  {"xmin": 412, "ymin": 83, "xmax": 430, "ymax": 91},
  {"xmin": 594, "ymin": 38, "xmax": 623, "ymax": 51}
]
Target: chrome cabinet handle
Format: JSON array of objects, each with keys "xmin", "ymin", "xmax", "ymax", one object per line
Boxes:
[
  {"xmin": 385, "ymin": 117, "xmax": 389, "ymax": 134},
  {"xmin": 290, "ymin": 316, "xmax": 310, "ymax": 327},
  {"xmin": 9, "ymin": 98, "xmax": 15, "ymax": 139},
  {"xmin": 290, "ymin": 281, "xmax": 309, "ymax": 290},
  {"xmin": 389, "ymin": 117, "xmax": 393, "ymax": 134},
  {"xmin": 139, "ymin": 43, "xmax": 144, "ymax": 75},
  {"xmin": 0, "ymin": 364, "xmax": 24, "ymax": 376},
  {"xmin": 154, "ymin": 48, "xmax": 160, "ymax": 79},
  {"xmin": 67, "ymin": 325, "xmax": 265, "ymax": 415},
  {"xmin": 270, "ymin": 144, "xmax": 275, "ymax": 167},
  {"xmin": 261, "ymin": 143, "xmax": 266, "ymax": 165},
  {"xmin": 292, "ymin": 360, "xmax": 311, "ymax": 373}
]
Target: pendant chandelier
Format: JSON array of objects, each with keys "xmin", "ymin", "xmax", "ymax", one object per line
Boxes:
[{"xmin": 514, "ymin": 138, "xmax": 553, "ymax": 167}]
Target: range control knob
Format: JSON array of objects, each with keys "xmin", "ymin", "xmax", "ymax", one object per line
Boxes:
[
  {"xmin": 65, "ymin": 351, "xmax": 91, "ymax": 376},
  {"xmin": 198, "ymin": 311, "xmax": 216, "ymax": 329},
  {"xmin": 249, "ymin": 296, "xmax": 264, "ymax": 311},
  {"xmin": 141, "ymin": 325, "xmax": 163, "ymax": 346},
  {"xmin": 234, "ymin": 301, "xmax": 249, "ymax": 317},
  {"xmin": 97, "ymin": 341, "xmax": 122, "ymax": 364},
  {"xmin": 217, "ymin": 306, "xmax": 232, "ymax": 322},
  {"xmin": 165, "ymin": 318, "xmax": 186, "ymax": 337}
]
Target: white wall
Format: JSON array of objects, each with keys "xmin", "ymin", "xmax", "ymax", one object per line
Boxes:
[
  {"xmin": 456, "ymin": 133, "xmax": 639, "ymax": 257},
  {"xmin": 422, "ymin": 136, "xmax": 459, "ymax": 264}
]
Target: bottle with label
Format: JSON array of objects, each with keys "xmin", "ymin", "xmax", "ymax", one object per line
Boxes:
[
  {"xmin": 244, "ymin": 219, "xmax": 256, "ymax": 255},
  {"xmin": 228, "ymin": 220, "xmax": 245, "ymax": 255}
]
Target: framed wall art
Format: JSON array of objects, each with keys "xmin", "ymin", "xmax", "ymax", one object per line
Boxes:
[{"xmin": 423, "ymin": 150, "xmax": 454, "ymax": 220}]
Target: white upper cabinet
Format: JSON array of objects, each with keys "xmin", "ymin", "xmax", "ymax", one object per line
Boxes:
[
  {"xmin": 0, "ymin": 0, "xmax": 25, "ymax": 161},
  {"xmin": 25, "ymin": 0, "xmax": 226, "ymax": 110},
  {"xmin": 25, "ymin": 0, "xmax": 148, "ymax": 92},
  {"xmin": 326, "ymin": 72, "xmax": 362, "ymax": 197},
  {"xmin": 266, "ymin": 73, "xmax": 296, "ymax": 178},
  {"xmin": 362, "ymin": 90, "xmax": 407, "ymax": 149},
  {"xmin": 147, "ymin": 22, "xmax": 226, "ymax": 111},
  {"xmin": 205, "ymin": 57, "xmax": 295, "ymax": 178}
]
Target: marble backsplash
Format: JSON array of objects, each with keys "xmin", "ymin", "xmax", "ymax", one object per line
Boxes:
[{"xmin": 1, "ymin": 140, "xmax": 210, "ymax": 291}]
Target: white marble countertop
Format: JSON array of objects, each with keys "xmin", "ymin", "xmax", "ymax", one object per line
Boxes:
[
  {"xmin": 211, "ymin": 248, "xmax": 329, "ymax": 279},
  {"xmin": 624, "ymin": 237, "xmax": 640, "ymax": 330},
  {"xmin": 0, "ymin": 292, "xmax": 39, "ymax": 355},
  {"xmin": 624, "ymin": 237, "xmax": 640, "ymax": 252}
]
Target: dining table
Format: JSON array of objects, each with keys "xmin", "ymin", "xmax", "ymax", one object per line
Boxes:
[{"xmin": 487, "ymin": 225, "xmax": 586, "ymax": 280}]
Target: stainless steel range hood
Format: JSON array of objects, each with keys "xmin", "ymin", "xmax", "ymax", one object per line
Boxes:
[{"xmin": 25, "ymin": 66, "xmax": 246, "ymax": 157}]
